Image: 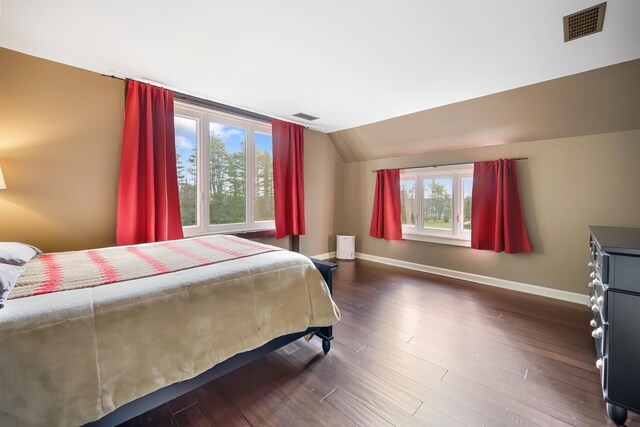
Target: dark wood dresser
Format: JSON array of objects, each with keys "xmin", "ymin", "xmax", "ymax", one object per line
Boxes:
[{"xmin": 588, "ymin": 225, "xmax": 640, "ymax": 425}]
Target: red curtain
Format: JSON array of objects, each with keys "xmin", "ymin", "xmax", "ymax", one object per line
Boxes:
[
  {"xmin": 471, "ymin": 159, "xmax": 531, "ymax": 253},
  {"xmin": 369, "ymin": 169, "xmax": 402, "ymax": 240},
  {"xmin": 116, "ymin": 80, "xmax": 183, "ymax": 246},
  {"xmin": 272, "ymin": 119, "xmax": 305, "ymax": 239}
]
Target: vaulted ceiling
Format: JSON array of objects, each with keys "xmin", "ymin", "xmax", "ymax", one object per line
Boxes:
[
  {"xmin": 329, "ymin": 59, "xmax": 640, "ymax": 162},
  {"xmin": 1, "ymin": 0, "xmax": 639, "ymax": 135}
]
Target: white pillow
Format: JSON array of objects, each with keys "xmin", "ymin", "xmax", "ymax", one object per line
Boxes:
[
  {"xmin": 0, "ymin": 263, "xmax": 23, "ymax": 308},
  {"xmin": 0, "ymin": 242, "xmax": 41, "ymax": 266}
]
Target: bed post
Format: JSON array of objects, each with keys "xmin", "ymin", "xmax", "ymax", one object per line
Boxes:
[
  {"xmin": 291, "ymin": 235, "xmax": 300, "ymax": 252},
  {"xmin": 309, "ymin": 258, "xmax": 337, "ymax": 354}
]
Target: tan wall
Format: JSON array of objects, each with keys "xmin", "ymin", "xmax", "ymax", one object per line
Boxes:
[
  {"xmin": 341, "ymin": 130, "xmax": 640, "ymax": 295},
  {"xmin": 0, "ymin": 48, "xmax": 339, "ymax": 255},
  {"xmin": 300, "ymin": 129, "xmax": 344, "ymax": 256},
  {"xmin": 0, "ymin": 47, "xmax": 125, "ymax": 252}
]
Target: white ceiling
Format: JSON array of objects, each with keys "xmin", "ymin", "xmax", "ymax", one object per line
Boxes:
[{"xmin": 1, "ymin": 0, "xmax": 639, "ymax": 133}]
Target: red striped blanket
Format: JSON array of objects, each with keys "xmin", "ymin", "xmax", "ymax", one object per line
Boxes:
[{"xmin": 9, "ymin": 235, "xmax": 282, "ymax": 300}]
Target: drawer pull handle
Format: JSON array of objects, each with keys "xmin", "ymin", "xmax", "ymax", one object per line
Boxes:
[
  {"xmin": 591, "ymin": 327, "xmax": 603, "ymax": 339},
  {"xmin": 592, "ymin": 305, "xmax": 600, "ymax": 313},
  {"xmin": 596, "ymin": 296, "xmax": 604, "ymax": 306},
  {"xmin": 590, "ymin": 319, "xmax": 597, "ymax": 328},
  {"xmin": 588, "ymin": 261, "xmax": 595, "ymax": 267},
  {"xmin": 588, "ymin": 281, "xmax": 595, "ymax": 289},
  {"xmin": 596, "ymin": 358, "xmax": 604, "ymax": 369},
  {"xmin": 589, "ymin": 272, "xmax": 596, "ymax": 279}
]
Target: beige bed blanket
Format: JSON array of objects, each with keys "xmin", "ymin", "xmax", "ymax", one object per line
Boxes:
[{"xmin": 0, "ymin": 248, "xmax": 340, "ymax": 427}]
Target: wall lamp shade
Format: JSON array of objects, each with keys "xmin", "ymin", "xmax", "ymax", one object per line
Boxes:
[{"xmin": 0, "ymin": 166, "xmax": 6, "ymax": 189}]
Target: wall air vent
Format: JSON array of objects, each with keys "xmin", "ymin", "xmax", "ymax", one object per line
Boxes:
[
  {"xmin": 563, "ymin": 2, "xmax": 606, "ymax": 42},
  {"xmin": 292, "ymin": 112, "xmax": 319, "ymax": 121}
]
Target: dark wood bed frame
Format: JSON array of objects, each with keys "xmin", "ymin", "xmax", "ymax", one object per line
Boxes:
[{"xmin": 85, "ymin": 258, "xmax": 337, "ymax": 427}]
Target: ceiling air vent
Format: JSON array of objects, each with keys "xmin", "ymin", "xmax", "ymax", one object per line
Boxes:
[
  {"xmin": 292, "ymin": 112, "xmax": 319, "ymax": 121},
  {"xmin": 563, "ymin": 2, "xmax": 606, "ymax": 42}
]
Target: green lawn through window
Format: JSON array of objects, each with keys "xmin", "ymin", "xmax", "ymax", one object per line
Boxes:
[{"xmin": 423, "ymin": 219, "xmax": 452, "ymax": 229}]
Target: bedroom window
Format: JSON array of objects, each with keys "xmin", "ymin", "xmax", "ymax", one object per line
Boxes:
[
  {"xmin": 400, "ymin": 165, "xmax": 473, "ymax": 246},
  {"xmin": 174, "ymin": 102, "xmax": 274, "ymax": 235}
]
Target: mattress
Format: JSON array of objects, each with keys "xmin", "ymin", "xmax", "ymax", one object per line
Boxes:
[{"xmin": 0, "ymin": 246, "xmax": 340, "ymax": 427}]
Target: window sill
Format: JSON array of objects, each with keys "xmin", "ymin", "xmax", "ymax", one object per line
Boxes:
[
  {"xmin": 183, "ymin": 227, "xmax": 276, "ymax": 239},
  {"xmin": 402, "ymin": 233, "xmax": 471, "ymax": 247}
]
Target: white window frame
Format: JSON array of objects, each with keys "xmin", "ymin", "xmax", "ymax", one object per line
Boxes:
[
  {"xmin": 175, "ymin": 101, "xmax": 275, "ymax": 236},
  {"xmin": 400, "ymin": 164, "xmax": 473, "ymax": 247}
]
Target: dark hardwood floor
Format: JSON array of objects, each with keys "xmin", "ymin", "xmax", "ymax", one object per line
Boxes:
[{"xmin": 118, "ymin": 259, "xmax": 640, "ymax": 427}]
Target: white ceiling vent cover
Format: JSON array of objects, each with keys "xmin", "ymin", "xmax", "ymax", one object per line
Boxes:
[
  {"xmin": 563, "ymin": 2, "xmax": 606, "ymax": 42},
  {"xmin": 292, "ymin": 112, "xmax": 319, "ymax": 121}
]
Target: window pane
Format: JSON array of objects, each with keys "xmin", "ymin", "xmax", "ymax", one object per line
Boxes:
[
  {"xmin": 423, "ymin": 177, "xmax": 453, "ymax": 230},
  {"xmin": 254, "ymin": 132, "xmax": 274, "ymax": 221},
  {"xmin": 400, "ymin": 179, "xmax": 416, "ymax": 225},
  {"xmin": 175, "ymin": 116, "xmax": 198, "ymax": 227},
  {"xmin": 209, "ymin": 123, "xmax": 246, "ymax": 225},
  {"xmin": 463, "ymin": 177, "xmax": 473, "ymax": 231}
]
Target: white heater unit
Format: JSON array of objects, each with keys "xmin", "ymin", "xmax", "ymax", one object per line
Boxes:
[{"xmin": 336, "ymin": 234, "xmax": 355, "ymax": 260}]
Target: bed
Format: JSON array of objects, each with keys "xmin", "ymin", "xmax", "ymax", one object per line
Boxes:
[{"xmin": 0, "ymin": 236, "xmax": 340, "ymax": 427}]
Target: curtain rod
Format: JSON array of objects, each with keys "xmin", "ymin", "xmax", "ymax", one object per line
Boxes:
[
  {"xmin": 371, "ymin": 157, "xmax": 528, "ymax": 173},
  {"xmin": 101, "ymin": 74, "xmax": 309, "ymax": 129}
]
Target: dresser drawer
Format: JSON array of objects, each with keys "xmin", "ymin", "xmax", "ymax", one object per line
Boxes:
[
  {"xmin": 590, "ymin": 298, "xmax": 607, "ymax": 356},
  {"xmin": 588, "ymin": 273, "xmax": 608, "ymax": 320},
  {"xmin": 590, "ymin": 236, "xmax": 610, "ymax": 286}
]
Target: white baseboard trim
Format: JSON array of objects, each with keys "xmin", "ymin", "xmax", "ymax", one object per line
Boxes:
[
  {"xmin": 355, "ymin": 252, "xmax": 589, "ymax": 305},
  {"xmin": 309, "ymin": 251, "xmax": 336, "ymax": 260}
]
